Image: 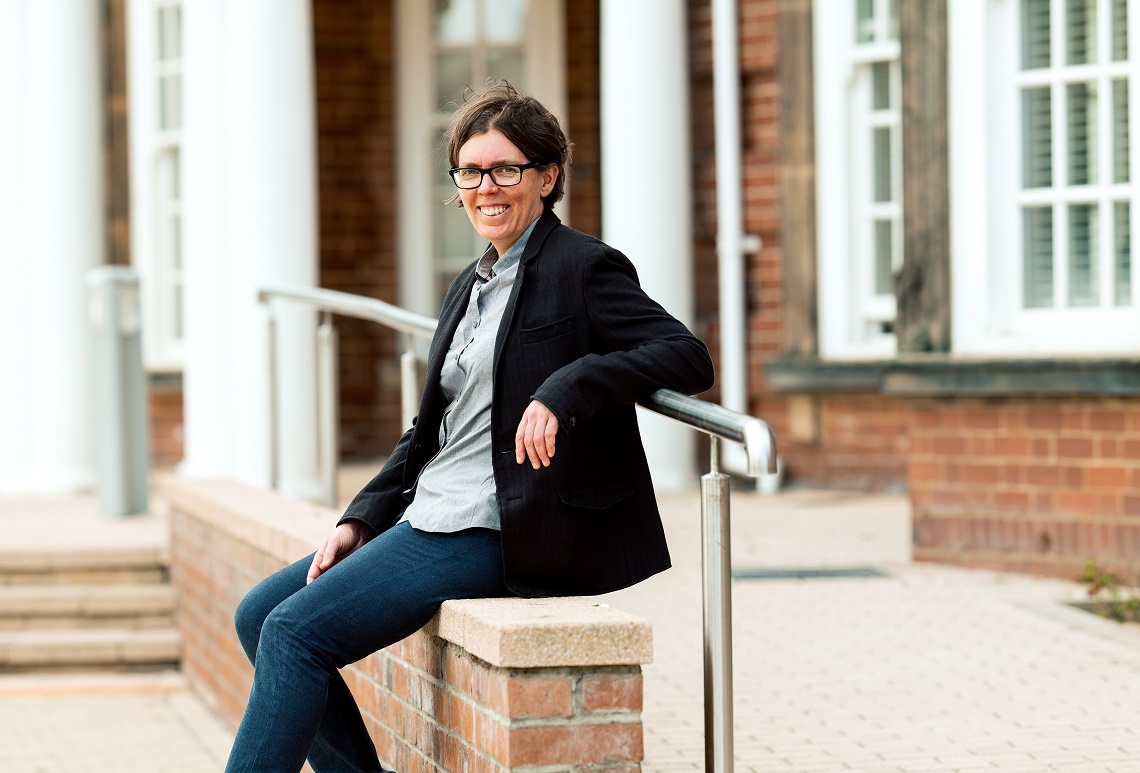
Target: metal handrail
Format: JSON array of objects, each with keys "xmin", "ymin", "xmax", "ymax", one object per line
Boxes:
[{"xmin": 258, "ymin": 284, "xmax": 777, "ymax": 773}]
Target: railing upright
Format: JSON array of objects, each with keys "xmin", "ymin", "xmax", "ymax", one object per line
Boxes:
[{"xmin": 257, "ymin": 285, "xmax": 776, "ymax": 773}]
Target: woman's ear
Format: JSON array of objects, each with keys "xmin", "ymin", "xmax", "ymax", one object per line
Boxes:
[{"xmin": 541, "ymin": 164, "xmax": 559, "ymax": 197}]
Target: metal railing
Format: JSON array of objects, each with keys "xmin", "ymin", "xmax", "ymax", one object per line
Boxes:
[{"xmin": 258, "ymin": 284, "xmax": 777, "ymax": 773}]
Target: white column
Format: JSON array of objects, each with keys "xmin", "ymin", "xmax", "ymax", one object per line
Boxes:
[
  {"xmin": 181, "ymin": 0, "xmax": 321, "ymax": 500},
  {"xmin": 0, "ymin": 0, "xmax": 103, "ymax": 493},
  {"xmin": 180, "ymin": 0, "xmax": 235, "ymax": 481},
  {"xmin": 226, "ymin": 1, "xmax": 320, "ymax": 499},
  {"xmin": 601, "ymin": 0, "xmax": 696, "ymax": 492}
]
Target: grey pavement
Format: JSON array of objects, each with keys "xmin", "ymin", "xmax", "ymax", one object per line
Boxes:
[{"xmin": 4, "ymin": 483, "xmax": 1140, "ymax": 772}]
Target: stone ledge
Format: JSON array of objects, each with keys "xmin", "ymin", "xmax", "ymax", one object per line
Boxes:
[{"xmin": 158, "ymin": 476, "xmax": 653, "ymax": 669}]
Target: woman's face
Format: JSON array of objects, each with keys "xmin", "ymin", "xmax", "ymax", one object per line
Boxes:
[{"xmin": 456, "ymin": 129, "xmax": 558, "ymax": 257}]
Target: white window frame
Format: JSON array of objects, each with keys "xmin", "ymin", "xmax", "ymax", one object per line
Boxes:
[
  {"xmin": 814, "ymin": 0, "xmax": 902, "ymax": 360},
  {"xmin": 127, "ymin": 0, "xmax": 185, "ymax": 372},
  {"xmin": 950, "ymin": 0, "xmax": 1139, "ymax": 356},
  {"xmin": 395, "ymin": 0, "xmax": 567, "ymax": 316}
]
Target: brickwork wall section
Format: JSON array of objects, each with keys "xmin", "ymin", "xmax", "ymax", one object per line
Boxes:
[
  {"xmin": 909, "ymin": 398, "xmax": 1140, "ymax": 579},
  {"xmin": 167, "ymin": 482, "xmax": 645, "ymax": 773},
  {"xmin": 313, "ymin": 0, "xmax": 402, "ymax": 460}
]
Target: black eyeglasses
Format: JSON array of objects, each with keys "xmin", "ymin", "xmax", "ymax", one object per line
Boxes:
[{"xmin": 448, "ymin": 161, "xmax": 549, "ymax": 189}]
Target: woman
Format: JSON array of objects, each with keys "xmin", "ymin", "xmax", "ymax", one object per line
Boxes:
[{"xmin": 225, "ymin": 82, "xmax": 715, "ymax": 773}]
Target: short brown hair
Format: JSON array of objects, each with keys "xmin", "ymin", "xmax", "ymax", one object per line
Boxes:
[{"xmin": 444, "ymin": 81, "xmax": 572, "ymax": 211}]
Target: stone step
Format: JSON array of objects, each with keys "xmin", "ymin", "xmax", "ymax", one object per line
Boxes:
[
  {"xmin": 0, "ymin": 627, "xmax": 181, "ymax": 672},
  {"xmin": 0, "ymin": 547, "xmax": 167, "ymax": 586},
  {"xmin": 0, "ymin": 585, "xmax": 175, "ymax": 630}
]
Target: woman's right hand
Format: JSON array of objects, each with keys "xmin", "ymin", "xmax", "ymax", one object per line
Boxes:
[{"xmin": 306, "ymin": 521, "xmax": 374, "ymax": 584}]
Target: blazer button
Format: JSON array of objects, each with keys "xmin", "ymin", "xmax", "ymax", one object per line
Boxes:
[
  {"xmin": 414, "ymin": 443, "xmax": 422, "ymax": 451},
  {"xmin": 568, "ymin": 417, "xmax": 576, "ymax": 428}
]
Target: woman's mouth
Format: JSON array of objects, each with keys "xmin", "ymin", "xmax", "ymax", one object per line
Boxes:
[{"xmin": 478, "ymin": 204, "xmax": 509, "ymax": 217}]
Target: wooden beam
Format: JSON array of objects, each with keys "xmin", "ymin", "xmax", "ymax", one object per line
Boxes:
[
  {"xmin": 777, "ymin": 0, "xmax": 819, "ymax": 356},
  {"xmin": 897, "ymin": 0, "xmax": 951, "ymax": 352}
]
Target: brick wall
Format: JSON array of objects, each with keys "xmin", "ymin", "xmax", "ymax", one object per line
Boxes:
[
  {"xmin": 565, "ymin": 0, "xmax": 602, "ymax": 240},
  {"xmin": 166, "ymin": 479, "xmax": 647, "ymax": 773},
  {"xmin": 149, "ymin": 376, "xmax": 184, "ymax": 468},
  {"xmin": 313, "ymin": 0, "xmax": 402, "ymax": 460},
  {"xmin": 910, "ymin": 398, "xmax": 1140, "ymax": 578}
]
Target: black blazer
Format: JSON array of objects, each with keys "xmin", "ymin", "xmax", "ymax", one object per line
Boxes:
[{"xmin": 340, "ymin": 211, "xmax": 715, "ymax": 596}]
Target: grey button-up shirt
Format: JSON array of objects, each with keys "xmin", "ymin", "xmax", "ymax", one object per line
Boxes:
[{"xmin": 399, "ymin": 217, "xmax": 539, "ymax": 532}]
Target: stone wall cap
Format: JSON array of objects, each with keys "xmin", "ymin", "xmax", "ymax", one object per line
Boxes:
[{"xmin": 432, "ymin": 597, "xmax": 653, "ymax": 668}]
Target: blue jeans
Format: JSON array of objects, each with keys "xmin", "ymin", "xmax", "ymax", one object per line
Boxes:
[{"xmin": 225, "ymin": 522, "xmax": 509, "ymax": 773}]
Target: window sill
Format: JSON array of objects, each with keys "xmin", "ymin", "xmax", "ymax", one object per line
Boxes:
[{"xmin": 766, "ymin": 356, "xmax": 1140, "ymax": 397}]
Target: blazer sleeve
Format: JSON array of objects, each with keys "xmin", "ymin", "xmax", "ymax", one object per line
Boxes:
[{"xmin": 531, "ymin": 244, "xmax": 715, "ymax": 429}]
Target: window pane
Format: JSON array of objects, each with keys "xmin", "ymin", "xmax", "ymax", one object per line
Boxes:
[
  {"xmin": 438, "ymin": 195, "xmax": 476, "ymax": 258},
  {"xmin": 1068, "ymin": 204, "xmax": 1100, "ymax": 306},
  {"xmin": 1114, "ymin": 79, "xmax": 1130, "ymax": 183},
  {"xmin": 482, "ymin": 0, "xmax": 528, "ymax": 43},
  {"xmin": 1022, "ymin": 87, "xmax": 1053, "ymax": 188},
  {"xmin": 171, "ymin": 214, "xmax": 182, "ymax": 270},
  {"xmin": 1116, "ymin": 202, "xmax": 1132, "ymax": 305},
  {"xmin": 158, "ymin": 6, "xmax": 181, "ymax": 61},
  {"xmin": 1022, "ymin": 0, "xmax": 1051, "ymax": 69},
  {"xmin": 874, "ymin": 220, "xmax": 893, "ymax": 295},
  {"xmin": 1024, "ymin": 207, "xmax": 1054, "ymax": 307},
  {"xmin": 436, "ymin": 49, "xmax": 473, "ymax": 110},
  {"xmin": 486, "ymin": 48, "xmax": 524, "ymax": 92},
  {"xmin": 871, "ymin": 62, "xmax": 891, "ymax": 110},
  {"xmin": 1068, "ymin": 82, "xmax": 1098, "ymax": 185},
  {"xmin": 856, "ymin": 0, "xmax": 875, "ymax": 43},
  {"xmin": 1113, "ymin": 0, "xmax": 1129, "ymax": 60},
  {"xmin": 1066, "ymin": 0, "xmax": 1097, "ymax": 64},
  {"xmin": 887, "ymin": 0, "xmax": 899, "ymax": 40},
  {"xmin": 435, "ymin": 0, "xmax": 477, "ymax": 43},
  {"xmin": 159, "ymin": 74, "xmax": 181, "ymax": 130},
  {"xmin": 873, "ymin": 127, "xmax": 892, "ymax": 202},
  {"xmin": 173, "ymin": 284, "xmax": 184, "ymax": 340}
]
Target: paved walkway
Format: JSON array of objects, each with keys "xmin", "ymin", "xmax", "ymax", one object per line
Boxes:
[{"xmin": 5, "ymin": 486, "xmax": 1140, "ymax": 771}]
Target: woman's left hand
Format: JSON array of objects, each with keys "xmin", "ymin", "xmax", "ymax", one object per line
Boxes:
[{"xmin": 515, "ymin": 399, "xmax": 559, "ymax": 469}]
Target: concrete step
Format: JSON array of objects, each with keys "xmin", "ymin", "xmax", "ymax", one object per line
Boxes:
[
  {"xmin": 0, "ymin": 547, "xmax": 167, "ymax": 586},
  {"xmin": 0, "ymin": 627, "xmax": 181, "ymax": 672},
  {"xmin": 0, "ymin": 585, "xmax": 175, "ymax": 631}
]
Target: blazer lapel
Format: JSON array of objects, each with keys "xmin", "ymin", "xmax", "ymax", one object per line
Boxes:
[{"xmin": 492, "ymin": 211, "xmax": 561, "ymax": 377}]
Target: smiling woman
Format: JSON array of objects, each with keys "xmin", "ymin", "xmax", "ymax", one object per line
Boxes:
[{"xmin": 223, "ymin": 82, "xmax": 715, "ymax": 773}]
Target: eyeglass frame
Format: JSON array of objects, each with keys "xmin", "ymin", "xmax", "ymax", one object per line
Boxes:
[{"xmin": 448, "ymin": 160, "xmax": 552, "ymax": 189}]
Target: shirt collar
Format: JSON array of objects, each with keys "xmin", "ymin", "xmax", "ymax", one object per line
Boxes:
[{"xmin": 475, "ymin": 215, "xmax": 541, "ymax": 281}]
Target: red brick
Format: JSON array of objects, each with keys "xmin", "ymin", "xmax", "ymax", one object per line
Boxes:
[
  {"xmin": 1091, "ymin": 409, "xmax": 1128, "ymax": 431},
  {"xmin": 1088, "ymin": 466, "xmax": 1128, "ymax": 488},
  {"xmin": 582, "ymin": 673, "xmax": 643, "ymax": 713},
  {"xmin": 509, "ymin": 722, "xmax": 643, "ymax": 766},
  {"xmin": 506, "ymin": 676, "xmax": 573, "ymax": 718},
  {"xmin": 1056, "ymin": 491, "xmax": 1101, "ymax": 515},
  {"xmin": 1026, "ymin": 409, "xmax": 1064, "ymax": 430},
  {"xmin": 1057, "ymin": 438, "xmax": 1094, "ymax": 458},
  {"xmin": 995, "ymin": 491, "xmax": 1030, "ymax": 513},
  {"xmin": 994, "ymin": 436, "xmax": 1031, "ymax": 457}
]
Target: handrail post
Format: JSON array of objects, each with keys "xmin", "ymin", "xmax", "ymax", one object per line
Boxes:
[
  {"xmin": 703, "ymin": 435, "xmax": 734, "ymax": 773},
  {"xmin": 317, "ymin": 312, "xmax": 339, "ymax": 508},
  {"xmin": 400, "ymin": 349, "xmax": 420, "ymax": 431},
  {"xmin": 264, "ymin": 302, "xmax": 278, "ymax": 490}
]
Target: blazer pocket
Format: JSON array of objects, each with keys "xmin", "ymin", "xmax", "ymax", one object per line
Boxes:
[
  {"xmin": 520, "ymin": 315, "xmax": 575, "ymax": 344},
  {"xmin": 558, "ymin": 479, "xmax": 635, "ymax": 510}
]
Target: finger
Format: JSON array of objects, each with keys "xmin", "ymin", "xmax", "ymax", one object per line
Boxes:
[
  {"xmin": 515, "ymin": 420, "xmax": 527, "ymax": 464},
  {"xmin": 523, "ymin": 427, "xmax": 540, "ymax": 469},
  {"xmin": 320, "ymin": 535, "xmax": 340, "ymax": 569},
  {"xmin": 531, "ymin": 418, "xmax": 550, "ymax": 467},
  {"xmin": 306, "ymin": 546, "xmax": 325, "ymax": 584},
  {"xmin": 543, "ymin": 417, "xmax": 558, "ymax": 461}
]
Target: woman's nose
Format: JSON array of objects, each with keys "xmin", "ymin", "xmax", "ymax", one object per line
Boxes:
[{"xmin": 477, "ymin": 174, "xmax": 499, "ymax": 193}]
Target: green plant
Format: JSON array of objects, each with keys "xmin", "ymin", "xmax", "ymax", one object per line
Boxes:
[{"xmin": 1080, "ymin": 559, "xmax": 1140, "ymax": 623}]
